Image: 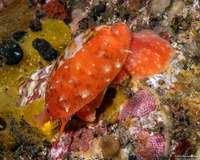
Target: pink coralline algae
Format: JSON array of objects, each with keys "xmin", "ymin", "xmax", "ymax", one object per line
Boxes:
[
  {"xmin": 118, "ymin": 89, "xmax": 156, "ymax": 120},
  {"xmin": 70, "ymin": 127, "xmax": 94, "ymax": 152},
  {"xmin": 49, "ymin": 127, "xmax": 93, "ymax": 158},
  {"xmin": 135, "ymin": 129, "xmax": 165, "ymax": 160},
  {"xmin": 49, "ymin": 125, "xmax": 107, "ymax": 159}
]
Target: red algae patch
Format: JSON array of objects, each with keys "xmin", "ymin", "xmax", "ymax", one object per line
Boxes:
[
  {"xmin": 135, "ymin": 129, "xmax": 166, "ymax": 160},
  {"xmin": 49, "ymin": 127, "xmax": 94, "ymax": 158},
  {"xmin": 124, "ymin": 30, "xmax": 174, "ymax": 79},
  {"xmin": 49, "ymin": 125, "xmax": 107, "ymax": 159},
  {"xmin": 118, "ymin": 89, "xmax": 156, "ymax": 120},
  {"xmin": 43, "ymin": 0, "xmax": 68, "ymax": 19}
]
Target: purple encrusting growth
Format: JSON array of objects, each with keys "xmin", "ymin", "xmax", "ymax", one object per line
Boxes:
[
  {"xmin": 49, "ymin": 124, "xmax": 107, "ymax": 159},
  {"xmin": 118, "ymin": 89, "xmax": 156, "ymax": 120},
  {"xmin": 135, "ymin": 129, "xmax": 165, "ymax": 160}
]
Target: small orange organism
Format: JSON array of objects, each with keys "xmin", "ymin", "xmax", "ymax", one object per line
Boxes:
[{"xmin": 34, "ymin": 23, "xmax": 131, "ymax": 145}]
